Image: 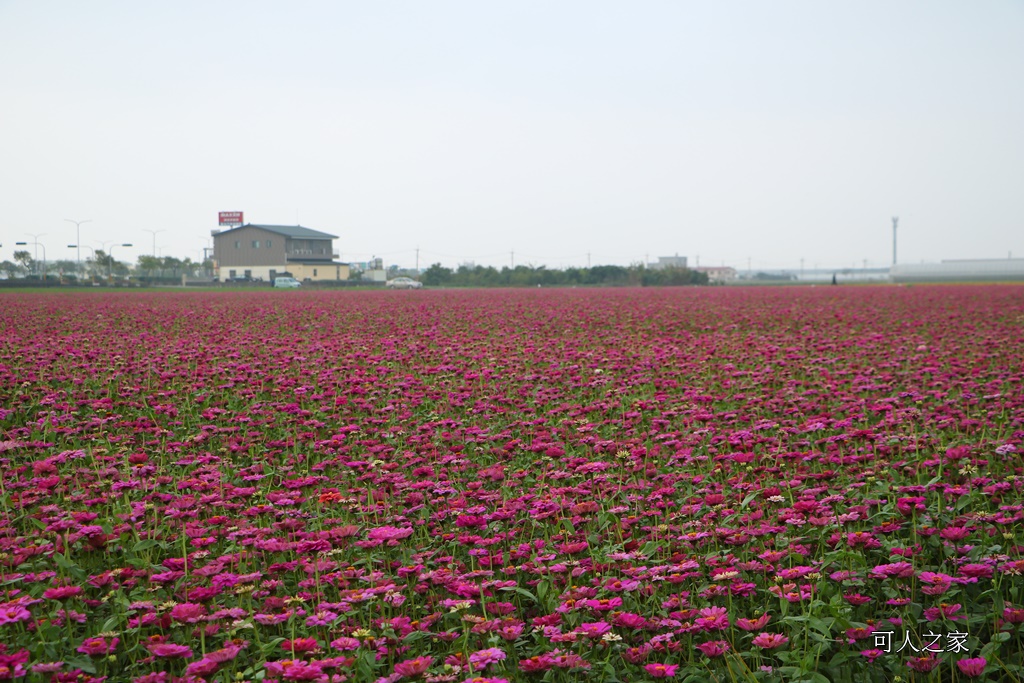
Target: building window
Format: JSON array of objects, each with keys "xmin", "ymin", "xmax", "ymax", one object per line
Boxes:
[
  {"xmin": 244, "ymin": 270, "xmax": 252, "ymax": 279},
  {"xmin": 252, "ymin": 240, "xmax": 260, "ymax": 248},
  {"xmin": 266, "ymin": 240, "xmax": 272, "ymax": 248},
  {"xmin": 229, "ymin": 269, "xmax": 237, "ymax": 279},
  {"xmin": 234, "ymin": 241, "xmax": 240, "ymax": 249},
  {"xmin": 313, "ymin": 268, "xmax": 318, "ymax": 277}
]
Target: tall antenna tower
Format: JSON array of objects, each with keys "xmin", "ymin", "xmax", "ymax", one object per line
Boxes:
[{"xmin": 892, "ymin": 216, "xmax": 899, "ymax": 265}]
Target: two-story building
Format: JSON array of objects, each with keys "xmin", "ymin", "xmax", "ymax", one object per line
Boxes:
[{"xmin": 211, "ymin": 224, "xmax": 350, "ymax": 282}]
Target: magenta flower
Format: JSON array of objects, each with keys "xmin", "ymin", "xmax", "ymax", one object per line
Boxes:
[
  {"xmin": 265, "ymin": 659, "xmax": 325, "ymax": 679},
  {"xmin": 468, "ymin": 648, "xmax": 506, "ymax": 669},
  {"xmin": 923, "ymin": 603, "xmax": 964, "ymax": 622},
  {"xmin": 333, "ymin": 634, "xmax": 362, "ymax": 651},
  {"xmin": 956, "ymin": 658, "xmax": 987, "ymax": 677},
  {"xmin": 43, "ymin": 586, "xmax": 82, "ymax": 600},
  {"xmin": 169, "ymin": 602, "xmax": 207, "ymax": 623},
  {"xmin": 185, "ymin": 658, "xmax": 221, "ymax": 676},
  {"xmin": 644, "ymin": 663, "xmax": 679, "ymax": 678},
  {"xmin": 576, "ymin": 621, "xmax": 612, "ymax": 638},
  {"xmin": 696, "ymin": 641, "xmax": 730, "ymax": 657},
  {"xmin": 752, "ymin": 633, "xmax": 789, "ymax": 649},
  {"xmin": 906, "ymin": 655, "xmax": 939, "ymax": 673},
  {"xmin": 393, "ymin": 656, "xmax": 433, "ymax": 677},
  {"xmin": 148, "ymin": 643, "xmax": 193, "ymax": 658},
  {"xmin": 735, "ymin": 613, "xmax": 771, "ymax": 631},
  {"xmin": 695, "ymin": 606, "xmax": 729, "ymax": 631},
  {"xmin": 0, "ymin": 604, "xmax": 32, "ymax": 625},
  {"xmin": 76, "ymin": 637, "xmax": 119, "ymax": 656}
]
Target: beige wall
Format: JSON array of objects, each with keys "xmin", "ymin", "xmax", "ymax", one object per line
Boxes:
[{"xmin": 288, "ymin": 263, "xmax": 351, "ymax": 282}]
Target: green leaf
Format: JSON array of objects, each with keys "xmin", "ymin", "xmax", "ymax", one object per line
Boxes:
[
  {"xmin": 63, "ymin": 656, "xmax": 97, "ymax": 674},
  {"xmin": 798, "ymin": 673, "xmax": 832, "ymax": 683},
  {"xmin": 499, "ymin": 586, "xmax": 538, "ymax": 603},
  {"xmin": 53, "ymin": 552, "xmax": 77, "ymax": 570}
]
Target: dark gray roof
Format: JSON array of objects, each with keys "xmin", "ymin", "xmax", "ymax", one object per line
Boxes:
[
  {"xmin": 287, "ymin": 258, "xmax": 350, "ymax": 266},
  {"xmin": 216, "ymin": 224, "xmax": 338, "ymax": 239}
]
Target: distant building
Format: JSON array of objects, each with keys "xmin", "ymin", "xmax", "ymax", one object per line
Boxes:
[
  {"xmin": 891, "ymin": 258, "xmax": 1024, "ymax": 283},
  {"xmin": 694, "ymin": 266, "xmax": 737, "ymax": 284},
  {"xmin": 211, "ymin": 224, "xmax": 350, "ymax": 282},
  {"xmin": 649, "ymin": 255, "xmax": 688, "ymax": 270}
]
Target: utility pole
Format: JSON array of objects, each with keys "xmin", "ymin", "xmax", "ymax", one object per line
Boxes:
[
  {"xmin": 800, "ymin": 257, "xmax": 805, "ymax": 277},
  {"xmin": 415, "ymin": 246, "xmax": 419, "ymax": 272},
  {"xmin": 587, "ymin": 252, "xmax": 591, "ymax": 268},
  {"xmin": 510, "ymin": 250, "xmax": 514, "ymax": 269},
  {"xmin": 892, "ymin": 216, "xmax": 899, "ymax": 266},
  {"xmin": 65, "ymin": 219, "xmax": 91, "ymax": 274},
  {"xmin": 144, "ymin": 229, "xmax": 166, "ymax": 257}
]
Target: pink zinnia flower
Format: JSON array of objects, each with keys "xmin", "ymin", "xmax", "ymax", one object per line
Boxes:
[
  {"xmin": 918, "ymin": 572, "xmax": 953, "ymax": 596},
  {"xmin": 185, "ymin": 658, "xmax": 220, "ymax": 676},
  {"xmin": 170, "ymin": 602, "xmax": 207, "ymax": 623},
  {"xmin": 907, "ymin": 655, "xmax": 939, "ymax": 673},
  {"xmin": 43, "ymin": 586, "xmax": 82, "ymax": 600},
  {"xmin": 696, "ymin": 641, "xmax": 730, "ymax": 657},
  {"xmin": 923, "ymin": 603, "xmax": 964, "ymax": 622},
  {"xmin": 393, "ymin": 656, "xmax": 433, "ymax": 678},
  {"xmin": 148, "ymin": 643, "xmax": 193, "ymax": 658},
  {"xmin": 957, "ymin": 658, "xmax": 987, "ymax": 677},
  {"xmin": 869, "ymin": 562, "xmax": 914, "ymax": 579},
  {"xmin": 468, "ymin": 648, "xmax": 506, "ymax": 669},
  {"xmin": 77, "ymin": 636, "xmax": 119, "ymax": 656},
  {"xmin": 940, "ymin": 526, "xmax": 971, "ymax": 541},
  {"xmin": 518, "ymin": 655, "xmax": 555, "ymax": 672},
  {"xmin": 576, "ymin": 621, "xmax": 612, "ymax": 638},
  {"xmin": 0, "ymin": 604, "xmax": 32, "ymax": 625},
  {"xmin": 1003, "ymin": 606, "xmax": 1024, "ymax": 624},
  {"xmin": 735, "ymin": 613, "xmax": 771, "ymax": 631},
  {"xmin": 644, "ymin": 663, "xmax": 679, "ymax": 678},
  {"xmin": 331, "ymin": 637, "xmax": 361, "ymax": 651},
  {"xmin": 752, "ymin": 633, "xmax": 789, "ymax": 649},
  {"xmin": 860, "ymin": 649, "xmax": 885, "ymax": 663},
  {"xmin": 959, "ymin": 564, "xmax": 994, "ymax": 580},
  {"xmin": 265, "ymin": 660, "xmax": 325, "ymax": 680},
  {"xmin": 695, "ymin": 606, "xmax": 729, "ymax": 631}
]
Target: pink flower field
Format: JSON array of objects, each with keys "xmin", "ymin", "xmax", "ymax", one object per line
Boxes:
[{"xmin": 1, "ymin": 285, "xmax": 1022, "ymax": 683}]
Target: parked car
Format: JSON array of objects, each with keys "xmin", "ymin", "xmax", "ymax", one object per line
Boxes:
[
  {"xmin": 386, "ymin": 277, "xmax": 423, "ymax": 290},
  {"xmin": 273, "ymin": 276, "xmax": 301, "ymax": 289}
]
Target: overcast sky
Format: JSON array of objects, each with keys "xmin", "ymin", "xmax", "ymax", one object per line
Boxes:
[{"xmin": 1, "ymin": 1, "xmax": 1021, "ymax": 271}]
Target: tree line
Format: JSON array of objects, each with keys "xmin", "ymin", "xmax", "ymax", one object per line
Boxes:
[
  {"xmin": 419, "ymin": 263, "xmax": 708, "ymax": 287},
  {"xmin": 1, "ymin": 252, "xmax": 213, "ymax": 280}
]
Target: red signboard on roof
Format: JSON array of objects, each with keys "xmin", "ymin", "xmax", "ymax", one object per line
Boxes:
[{"xmin": 218, "ymin": 211, "xmax": 243, "ymax": 226}]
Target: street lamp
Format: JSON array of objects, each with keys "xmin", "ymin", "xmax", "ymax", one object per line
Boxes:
[
  {"xmin": 69, "ymin": 244, "xmax": 96, "ymax": 281},
  {"xmin": 65, "ymin": 219, "xmax": 91, "ymax": 272},
  {"xmin": 143, "ymin": 229, "xmax": 166, "ymax": 257},
  {"xmin": 108, "ymin": 243, "xmax": 133, "ymax": 282},
  {"xmin": 23, "ymin": 233, "xmax": 45, "ymax": 268},
  {"xmin": 15, "ymin": 240, "xmax": 47, "ymax": 281}
]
